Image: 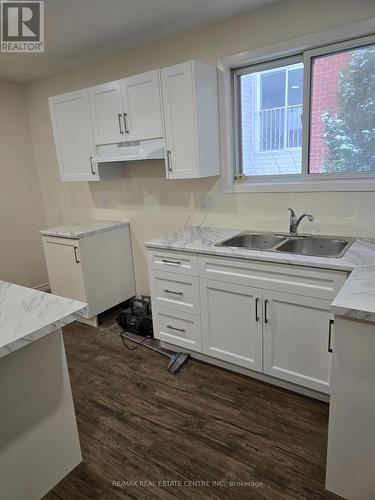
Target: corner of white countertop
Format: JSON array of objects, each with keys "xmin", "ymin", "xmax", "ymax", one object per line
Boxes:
[{"xmin": 0, "ymin": 281, "xmax": 87, "ymax": 359}]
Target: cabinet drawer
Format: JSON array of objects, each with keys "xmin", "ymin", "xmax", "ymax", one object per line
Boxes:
[
  {"xmin": 198, "ymin": 255, "xmax": 347, "ymax": 300},
  {"xmin": 147, "ymin": 249, "xmax": 198, "ymax": 276},
  {"xmin": 153, "ymin": 307, "xmax": 202, "ymax": 352},
  {"xmin": 149, "ymin": 270, "xmax": 200, "ymax": 315}
]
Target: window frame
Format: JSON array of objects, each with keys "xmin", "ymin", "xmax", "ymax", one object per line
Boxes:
[
  {"xmin": 234, "ymin": 55, "xmax": 303, "ymax": 170},
  {"xmin": 218, "ymin": 19, "xmax": 375, "ymax": 192}
]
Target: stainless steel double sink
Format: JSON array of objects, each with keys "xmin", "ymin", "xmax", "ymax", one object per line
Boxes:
[{"xmin": 215, "ymin": 232, "xmax": 354, "ymax": 258}]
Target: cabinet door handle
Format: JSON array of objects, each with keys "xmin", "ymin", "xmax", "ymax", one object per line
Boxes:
[
  {"xmin": 264, "ymin": 299, "xmax": 269, "ymax": 324},
  {"xmin": 89, "ymin": 156, "xmax": 96, "ymax": 175},
  {"xmin": 73, "ymin": 246, "xmax": 80, "ymax": 264},
  {"xmin": 166, "ymin": 324, "xmax": 185, "ymax": 333},
  {"xmin": 255, "ymin": 297, "xmax": 260, "ymax": 322},
  {"xmin": 328, "ymin": 319, "xmax": 334, "ymax": 353},
  {"xmin": 161, "ymin": 259, "xmax": 181, "ymax": 266},
  {"xmin": 164, "ymin": 289, "xmax": 183, "ymax": 296},
  {"xmin": 118, "ymin": 113, "xmax": 124, "ymax": 134},
  {"xmin": 123, "ymin": 113, "xmax": 129, "ymax": 134},
  {"xmin": 166, "ymin": 150, "xmax": 172, "ymax": 173}
]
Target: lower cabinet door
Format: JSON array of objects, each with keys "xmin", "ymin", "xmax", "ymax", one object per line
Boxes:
[
  {"xmin": 263, "ymin": 290, "xmax": 332, "ymax": 394},
  {"xmin": 153, "ymin": 307, "xmax": 202, "ymax": 352},
  {"xmin": 43, "ymin": 238, "xmax": 87, "ymax": 304},
  {"xmin": 200, "ymin": 279, "xmax": 262, "ymax": 370}
]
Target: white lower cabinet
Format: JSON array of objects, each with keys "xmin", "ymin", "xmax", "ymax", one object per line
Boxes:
[
  {"xmin": 147, "ymin": 249, "xmax": 345, "ymax": 396},
  {"xmin": 200, "ymin": 279, "xmax": 262, "ymax": 371},
  {"xmin": 263, "ymin": 291, "xmax": 333, "ymax": 394},
  {"xmin": 43, "ymin": 226, "xmax": 136, "ymax": 319}
]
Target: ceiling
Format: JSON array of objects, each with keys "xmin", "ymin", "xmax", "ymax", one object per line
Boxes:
[{"xmin": 0, "ymin": 0, "xmax": 276, "ymax": 82}]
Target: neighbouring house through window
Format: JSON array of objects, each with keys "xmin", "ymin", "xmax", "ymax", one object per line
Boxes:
[
  {"xmin": 229, "ymin": 31, "xmax": 375, "ymax": 188},
  {"xmin": 239, "ymin": 61, "xmax": 303, "ymax": 176}
]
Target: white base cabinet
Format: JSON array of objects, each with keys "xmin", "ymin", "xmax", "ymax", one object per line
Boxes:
[
  {"xmin": 147, "ymin": 249, "xmax": 346, "ymax": 396},
  {"xmin": 43, "ymin": 226, "xmax": 136, "ymax": 319}
]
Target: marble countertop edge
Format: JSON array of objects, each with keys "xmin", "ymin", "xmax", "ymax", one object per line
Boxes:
[{"xmin": 40, "ymin": 220, "xmax": 129, "ymax": 240}]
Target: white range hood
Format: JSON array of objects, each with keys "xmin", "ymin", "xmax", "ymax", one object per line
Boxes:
[{"xmin": 93, "ymin": 138, "xmax": 165, "ymax": 163}]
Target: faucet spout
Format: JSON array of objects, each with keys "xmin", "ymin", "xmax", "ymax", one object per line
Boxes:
[{"xmin": 288, "ymin": 208, "xmax": 315, "ymax": 235}]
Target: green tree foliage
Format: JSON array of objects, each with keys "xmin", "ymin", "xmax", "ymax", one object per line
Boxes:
[{"xmin": 322, "ymin": 46, "xmax": 375, "ymax": 172}]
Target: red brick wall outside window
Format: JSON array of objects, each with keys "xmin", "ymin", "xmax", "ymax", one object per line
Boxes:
[{"xmin": 309, "ymin": 52, "xmax": 351, "ymax": 173}]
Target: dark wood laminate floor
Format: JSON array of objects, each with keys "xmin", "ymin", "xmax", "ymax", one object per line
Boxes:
[{"xmin": 44, "ymin": 322, "xmax": 341, "ymax": 500}]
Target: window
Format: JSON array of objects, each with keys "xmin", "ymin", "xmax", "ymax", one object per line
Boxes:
[
  {"xmin": 309, "ymin": 44, "xmax": 375, "ymax": 175},
  {"xmin": 226, "ymin": 29, "xmax": 375, "ymax": 190},
  {"xmin": 237, "ymin": 59, "xmax": 303, "ymax": 176}
]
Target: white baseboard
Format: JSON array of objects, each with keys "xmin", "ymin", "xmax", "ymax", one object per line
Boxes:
[{"xmin": 34, "ymin": 282, "xmax": 51, "ymax": 293}]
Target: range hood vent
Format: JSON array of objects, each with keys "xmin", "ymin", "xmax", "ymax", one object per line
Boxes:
[{"xmin": 94, "ymin": 138, "xmax": 165, "ymax": 163}]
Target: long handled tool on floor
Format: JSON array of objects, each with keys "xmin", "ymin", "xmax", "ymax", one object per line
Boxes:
[{"xmin": 120, "ymin": 332, "xmax": 190, "ymax": 374}]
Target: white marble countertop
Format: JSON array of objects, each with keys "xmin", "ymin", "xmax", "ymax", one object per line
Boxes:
[
  {"xmin": 144, "ymin": 226, "xmax": 375, "ymax": 322},
  {"xmin": 0, "ymin": 281, "xmax": 87, "ymax": 359},
  {"xmin": 40, "ymin": 220, "xmax": 129, "ymax": 239},
  {"xmin": 331, "ymin": 266, "xmax": 375, "ymax": 322}
]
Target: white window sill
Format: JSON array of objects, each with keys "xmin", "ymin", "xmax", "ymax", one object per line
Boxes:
[{"xmin": 223, "ymin": 178, "xmax": 375, "ymax": 193}]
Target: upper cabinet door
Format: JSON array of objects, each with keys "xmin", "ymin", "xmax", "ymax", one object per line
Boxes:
[
  {"xmin": 121, "ymin": 70, "xmax": 163, "ymax": 141},
  {"xmin": 49, "ymin": 89, "xmax": 98, "ymax": 182},
  {"xmin": 161, "ymin": 61, "xmax": 220, "ymax": 179},
  {"xmin": 88, "ymin": 80, "xmax": 124, "ymax": 145},
  {"xmin": 161, "ymin": 62, "xmax": 198, "ymax": 179}
]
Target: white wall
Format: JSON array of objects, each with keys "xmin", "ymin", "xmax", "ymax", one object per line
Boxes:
[
  {"xmin": 0, "ymin": 82, "xmax": 47, "ymax": 288},
  {"xmin": 24, "ymin": 0, "xmax": 375, "ymax": 294}
]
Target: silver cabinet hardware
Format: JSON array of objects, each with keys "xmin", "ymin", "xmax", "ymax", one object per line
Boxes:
[
  {"xmin": 264, "ymin": 299, "xmax": 269, "ymax": 324},
  {"xmin": 166, "ymin": 325, "xmax": 185, "ymax": 333},
  {"xmin": 164, "ymin": 289, "xmax": 183, "ymax": 295},
  {"xmin": 89, "ymin": 156, "xmax": 96, "ymax": 175},
  {"xmin": 123, "ymin": 113, "xmax": 129, "ymax": 134},
  {"xmin": 328, "ymin": 319, "xmax": 334, "ymax": 353},
  {"xmin": 73, "ymin": 246, "xmax": 80, "ymax": 264},
  {"xmin": 118, "ymin": 113, "xmax": 124, "ymax": 134},
  {"xmin": 255, "ymin": 297, "xmax": 260, "ymax": 322},
  {"xmin": 161, "ymin": 259, "xmax": 181, "ymax": 265},
  {"xmin": 166, "ymin": 150, "xmax": 172, "ymax": 173}
]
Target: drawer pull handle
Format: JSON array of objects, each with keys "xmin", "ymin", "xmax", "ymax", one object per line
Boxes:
[
  {"xmin": 166, "ymin": 325, "xmax": 185, "ymax": 333},
  {"xmin": 164, "ymin": 289, "xmax": 183, "ymax": 296},
  {"xmin": 161, "ymin": 259, "xmax": 182, "ymax": 265},
  {"xmin": 255, "ymin": 297, "xmax": 260, "ymax": 322},
  {"xmin": 264, "ymin": 299, "xmax": 269, "ymax": 324},
  {"xmin": 328, "ymin": 319, "xmax": 334, "ymax": 353}
]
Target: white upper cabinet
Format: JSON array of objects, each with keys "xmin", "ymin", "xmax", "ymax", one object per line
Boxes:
[
  {"xmin": 88, "ymin": 80, "xmax": 124, "ymax": 144},
  {"xmin": 49, "ymin": 61, "xmax": 221, "ymax": 182},
  {"xmin": 121, "ymin": 70, "xmax": 163, "ymax": 141},
  {"xmin": 49, "ymin": 89, "xmax": 98, "ymax": 182},
  {"xmin": 89, "ymin": 71, "xmax": 163, "ymax": 145},
  {"xmin": 161, "ymin": 61, "xmax": 220, "ymax": 179}
]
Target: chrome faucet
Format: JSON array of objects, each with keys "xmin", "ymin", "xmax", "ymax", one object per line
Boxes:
[{"xmin": 288, "ymin": 208, "xmax": 315, "ymax": 235}]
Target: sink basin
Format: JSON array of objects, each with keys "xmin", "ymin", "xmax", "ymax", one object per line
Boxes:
[
  {"xmin": 277, "ymin": 236, "xmax": 352, "ymax": 258},
  {"xmin": 217, "ymin": 232, "xmax": 286, "ymax": 250},
  {"xmin": 216, "ymin": 231, "xmax": 354, "ymax": 258}
]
